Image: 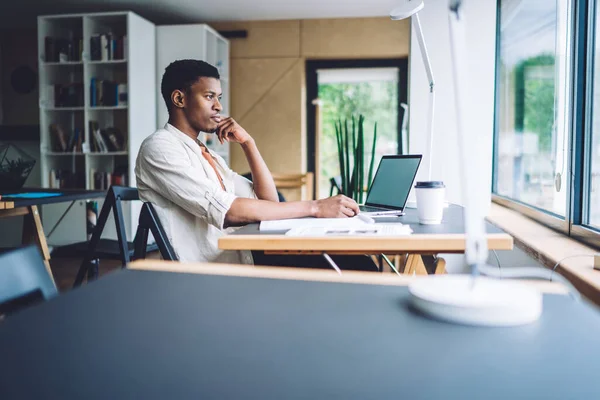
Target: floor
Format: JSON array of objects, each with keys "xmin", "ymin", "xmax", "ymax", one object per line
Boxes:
[
  {"xmin": 48, "ymin": 246, "xmax": 546, "ymax": 293},
  {"xmin": 50, "ymin": 252, "xmax": 161, "ymax": 292}
]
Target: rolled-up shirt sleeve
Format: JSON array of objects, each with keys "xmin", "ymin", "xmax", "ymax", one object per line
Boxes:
[{"xmin": 138, "ymin": 138, "xmax": 237, "ymax": 230}]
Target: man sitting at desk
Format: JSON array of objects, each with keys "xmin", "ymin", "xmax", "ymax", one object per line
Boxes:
[{"xmin": 135, "ymin": 59, "xmax": 360, "ymax": 264}]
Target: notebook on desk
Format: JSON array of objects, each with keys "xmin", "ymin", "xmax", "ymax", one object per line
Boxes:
[{"xmin": 359, "ymin": 154, "xmax": 422, "ymax": 216}]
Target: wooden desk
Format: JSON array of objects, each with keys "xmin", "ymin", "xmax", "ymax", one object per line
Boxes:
[
  {"xmin": 219, "ymin": 205, "xmax": 513, "ymax": 274},
  {"xmin": 2, "ymin": 261, "xmax": 596, "ymax": 399},
  {"xmin": 0, "ymin": 188, "xmax": 105, "ymax": 281},
  {"xmin": 129, "ymin": 259, "xmax": 566, "ymax": 294}
]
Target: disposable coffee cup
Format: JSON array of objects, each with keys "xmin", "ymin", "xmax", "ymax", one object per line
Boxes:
[{"xmin": 415, "ymin": 181, "xmax": 445, "ymax": 225}]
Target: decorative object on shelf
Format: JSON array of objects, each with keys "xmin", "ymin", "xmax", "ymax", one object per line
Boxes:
[
  {"xmin": 334, "ymin": 114, "xmax": 378, "ymax": 203},
  {"xmin": 0, "ymin": 143, "xmax": 36, "ymax": 190}
]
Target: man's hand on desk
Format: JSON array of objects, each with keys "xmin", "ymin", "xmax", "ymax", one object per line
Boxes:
[{"xmin": 313, "ymin": 195, "xmax": 359, "ymax": 218}]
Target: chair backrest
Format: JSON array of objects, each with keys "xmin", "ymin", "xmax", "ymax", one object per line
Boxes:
[
  {"xmin": 110, "ymin": 185, "xmax": 139, "ymax": 202},
  {"xmin": 272, "ymin": 172, "xmax": 314, "ymax": 201},
  {"xmin": 134, "ymin": 202, "xmax": 178, "ymax": 261},
  {"xmin": 0, "ymin": 246, "xmax": 58, "ymax": 315}
]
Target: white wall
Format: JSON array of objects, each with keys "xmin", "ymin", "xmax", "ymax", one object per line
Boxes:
[
  {"xmin": 407, "ymin": 0, "xmax": 497, "ymax": 272},
  {"xmin": 408, "ymin": 0, "xmax": 497, "ymax": 205}
]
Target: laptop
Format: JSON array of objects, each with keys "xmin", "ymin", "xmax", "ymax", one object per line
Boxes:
[{"xmin": 359, "ymin": 154, "xmax": 422, "ymax": 216}]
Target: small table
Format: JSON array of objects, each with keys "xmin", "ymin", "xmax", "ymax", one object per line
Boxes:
[
  {"xmin": 219, "ymin": 205, "xmax": 513, "ymax": 274},
  {"xmin": 0, "ymin": 260, "xmax": 598, "ymax": 399},
  {"xmin": 0, "ymin": 188, "xmax": 105, "ymax": 281}
]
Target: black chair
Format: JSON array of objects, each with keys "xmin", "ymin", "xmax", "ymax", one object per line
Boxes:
[
  {"xmin": 133, "ymin": 202, "xmax": 178, "ymax": 261},
  {"xmin": 0, "ymin": 246, "xmax": 58, "ymax": 315},
  {"xmin": 63, "ymin": 186, "xmax": 158, "ymax": 287}
]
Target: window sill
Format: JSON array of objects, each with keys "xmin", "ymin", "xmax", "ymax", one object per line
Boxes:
[{"xmin": 488, "ymin": 202, "xmax": 600, "ymax": 306}]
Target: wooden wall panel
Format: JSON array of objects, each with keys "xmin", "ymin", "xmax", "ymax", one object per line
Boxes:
[
  {"xmin": 211, "ymin": 20, "xmax": 301, "ymax": 58},
  {"xmin": 301, "ymin": 18, "xmax": 410, "ymax": 59},
  {"xmin": 231, "ymin": 61, "xmax": 304, "ymax": 188},
  {"xmin": 229, "ymin": 58, "xmax": 298, "ymax": 118}
]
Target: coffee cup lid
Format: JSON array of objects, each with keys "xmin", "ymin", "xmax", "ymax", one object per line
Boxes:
[{"xmin": 415, "ymin": 181, "xmax": 445, "ymax": 189}]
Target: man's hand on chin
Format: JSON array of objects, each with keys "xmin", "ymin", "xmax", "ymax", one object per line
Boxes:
[{"xmin": 216, "ymin": 117, "xmax": 252, "ymax": 145}]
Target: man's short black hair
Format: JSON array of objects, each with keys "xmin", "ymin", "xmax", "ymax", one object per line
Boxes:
[{"xmin": 161, "ymin": 59, "xmax": 220, "ymax": 113}]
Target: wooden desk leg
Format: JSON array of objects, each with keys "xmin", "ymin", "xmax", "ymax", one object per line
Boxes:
[
  {"xmin": 420, "ymin": 255, "xmax": 448, "ymax": 275},
  {"xmin": 404, "ymin": 254, "xmax": 428, "ymax": 275},
  {"xmin": 404, "ymin": 255, "xmax": 446, "ymax": 275},
  {"xmin": 22, "ymin": 206, "xmax": 55, "ymax": 284},
  {"xmin": 434, "ymin": 257, "xmax": 447, "ymax": 274}
]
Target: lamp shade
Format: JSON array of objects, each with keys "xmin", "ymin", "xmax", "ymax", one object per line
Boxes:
[{"xmin": 390, "ymin": 0, "xmax": 425, "ymax": 20}]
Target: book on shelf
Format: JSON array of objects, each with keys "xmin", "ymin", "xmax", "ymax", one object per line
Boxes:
[
  {"xmin": 44, "ymin": 83, "xmax": 84, "ymax": 108},
  {"xmin": 90, "ymin": 78, "xmax": 126, "ymax": 107},
  {"xmin": 49, "ymin": 123, "xmax": 84, "ymax": 152},
  {"xmin": 88, "ymin": 121, "xmax": 126, "ymax": 153},
  {"xmin": 44, "ymin": 35, "xmax": 83, "ymax": 63},
  {"xmin": 89, "ymin": 167, "xmax": 127, "ymax": 190},
  {"xmin": 90, "ymin": 33, "xmax": 127, "ymax": 61},
  {"xmin": 48, "ymin": 169, "xmax": 84, "ymax": 189}
]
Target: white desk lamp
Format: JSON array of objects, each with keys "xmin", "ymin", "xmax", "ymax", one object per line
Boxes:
[
  {"xmin": 393, "ymin": 0, "xmax": 565, "ymax": 327},
  {"xmin": 391, "ymin": 0, "xmax": 435, "ymax": 182}
]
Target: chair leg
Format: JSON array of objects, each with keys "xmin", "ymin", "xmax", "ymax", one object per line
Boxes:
[
  {"xmin": 73, "ymin": 196, "xmax": 112, "ymax": 287},
  {"xmin": 112, "ymin": 197, "xmax": 130, "ymax": 266},
  {"xmin": 86, "ymin": 259, "xmax": 100, "ymax": 281},
  {"xmin": 133, "ymin": 225, "xmax": 149, "ymax": 260},
  {"xmin": 149, "ymin": 224, "xmax": 177, "ymax": 261}
]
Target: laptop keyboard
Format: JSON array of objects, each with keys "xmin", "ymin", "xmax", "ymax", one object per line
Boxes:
[{"xmin": 360, "ymin": 205, "xmax": 387, "ymax": 213}]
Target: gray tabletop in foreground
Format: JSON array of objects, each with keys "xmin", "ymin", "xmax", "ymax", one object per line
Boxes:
[{"xmin": 1, "ymin": 269, "xmax": 599, "ymax": 399}]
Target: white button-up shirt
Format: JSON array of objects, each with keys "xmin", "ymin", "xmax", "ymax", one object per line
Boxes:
[{"xmin": 135, "ymin": 123, "xmax": 255, "ymax": 264}]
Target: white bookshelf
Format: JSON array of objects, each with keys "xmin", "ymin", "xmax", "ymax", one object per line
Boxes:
[
  {"xmin": 38, "ymin": 11, "xmax": 156, "ymax": 245},
  {"xmin": 156, "ymin": 24, "xmax": 230, "ymax": 165}
]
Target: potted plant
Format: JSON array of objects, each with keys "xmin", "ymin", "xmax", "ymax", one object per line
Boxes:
[{"xmin": 334, "ymin": 114, "xmax": 377, "ymax": 203}]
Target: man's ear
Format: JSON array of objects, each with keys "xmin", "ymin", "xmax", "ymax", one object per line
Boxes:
[{"xmin": 171, "ymin": 89, "xmax": 185, "ymax": 109}]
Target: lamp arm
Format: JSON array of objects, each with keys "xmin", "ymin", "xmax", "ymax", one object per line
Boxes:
[
  {"xmin": 413, "ymin": 13, "xmax": 436, "ymax": 181},
  {"xmin": 413, "ymin": 13, "xmax": 435, "ymax": 90}
]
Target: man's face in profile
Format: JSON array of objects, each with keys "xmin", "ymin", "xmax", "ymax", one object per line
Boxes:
[{"xmin": 182, "ymin": 77, "xmax": 223, "ymax": 134}]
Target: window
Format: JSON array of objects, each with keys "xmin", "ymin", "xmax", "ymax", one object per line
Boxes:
[
  {"xmin": 316, "ymin": 68, "xmax": 399, "ymax": 199},
  {"xmin": 306, "ymin": 59, "xmax": 408, "ymax": 200},
  {"xmin": 494, "ymin": 0, "xmax": 600, "ymax": 248},
  {"xmin": 588, "ymin": 2, "xmax": 600, "ymax": 229},
  {"xmin": 494, "ymin": 0, "xmax": 572, "ymax": 217}
]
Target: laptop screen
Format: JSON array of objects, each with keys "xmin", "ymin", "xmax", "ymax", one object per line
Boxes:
[{"xmin": 365, "ymin": 155, "xmax": 422, "ymax": 209}]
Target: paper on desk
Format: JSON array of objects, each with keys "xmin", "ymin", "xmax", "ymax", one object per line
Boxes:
[
  {"xmin": 259, "ymin": 216, "xmax": 371, "ymax": 232},
  {"xmin": 285, "ymin": 224, "xmax": 412, "ymax": 237}
]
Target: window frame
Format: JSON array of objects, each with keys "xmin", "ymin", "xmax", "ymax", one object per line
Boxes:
[
  {"xmin": 570, "ymin": 0, "xmax": 600, "ymax": 248},
  {"xmin": 492, "ymin": 0, "xmax": 600, "ymax": 249}
]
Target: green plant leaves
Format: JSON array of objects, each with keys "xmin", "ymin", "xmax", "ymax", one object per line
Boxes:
[{"xmin": 334, "ymin": 114, "xmax": 378, "ymax": 203}]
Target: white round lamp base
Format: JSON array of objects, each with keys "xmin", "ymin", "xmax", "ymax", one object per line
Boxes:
[{"xmin": 409, "ymin": 276, "xmax": 543, "ymax": 327}]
